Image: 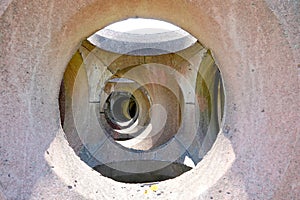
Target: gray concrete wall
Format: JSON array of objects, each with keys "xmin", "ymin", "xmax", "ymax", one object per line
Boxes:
[
  {"xmin": 62, "ymin": 41, "xmax": 218, "ymax": 171},
  {"xmin": 0, "ymin": 0, "xmax": 299, "ymax": 199}
]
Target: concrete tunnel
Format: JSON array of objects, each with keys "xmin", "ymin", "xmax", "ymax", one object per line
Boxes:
[
  {"xmin": 59, "ymin": 24, "xmax": 224, "ymax": 182},
  {"xmin": 0, "ymin": 0, "xmax": 299, "ymax": 199}
]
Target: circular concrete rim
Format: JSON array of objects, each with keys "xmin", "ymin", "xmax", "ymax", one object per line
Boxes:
[
  {"xmin": 0, "ymin": 0, "xmax": 298, "ymax": 199},
  {"xmin": 87, "ymin": 28, "xmax": 197, "ymax": 56},
  {"xmin": 98, "ymin": 77, "xmax": 152, "ymax": 142},
  {"xmin": 71, "ymin": 59, "xmax": 203, "ymax": 171}
]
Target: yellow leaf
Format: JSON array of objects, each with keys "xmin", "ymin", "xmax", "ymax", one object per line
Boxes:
[{"xmin": 150, "ymin": 185, "xmax": 158, "ymax": 192}]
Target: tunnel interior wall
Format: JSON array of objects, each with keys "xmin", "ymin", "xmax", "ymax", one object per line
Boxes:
[{"xmin": 0, "ymin": 0, "xmax": 299, "ymax": 199}]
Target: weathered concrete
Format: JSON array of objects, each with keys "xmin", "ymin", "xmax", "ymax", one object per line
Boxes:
[
  {"xmin": 88, "ymin": 28, "xmax": 197, "ymax": 55},
  {"xmin": 63, "ymin": 40, "xmax": 219, "ymax": 172},
  {"xmin": 0, "ymin": 0, "xmax": 299, "ymax": 199}
]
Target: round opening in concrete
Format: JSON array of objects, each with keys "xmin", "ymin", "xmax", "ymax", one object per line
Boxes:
[
  {"xmin": 59, "ymin": 18, "xmax": 225, "ymax": 183},
  {"xmin": 87, "ymin": 18, "xmax": 197, "ymax": 56},
  {"xmin": 2, "ymin": 1, "xmax": 298, "ymax": 198},
  {"xmin": 102, "ymin": 91, "xmax": 140, "ymax": 141},
  {"xmin": 104, "ymin": 91, "xmax": 139, "ymax": 129}
]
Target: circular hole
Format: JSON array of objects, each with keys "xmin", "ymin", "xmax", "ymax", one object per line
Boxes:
[
  {"xmin": 59, "ymin": 18, "xmax": 225, "ymax": 183},
  {"xmin": 98, "ymin": 77, "xmax": 154, "ymax": 145},
  {"xmin": 104, "ymin": 91, "xmax": 139, "ymax": 127},
  {"xmin": 98, "ymin": 73, "xmax": 183, "ymax": 151},
  {"xmin": 102, "ymin": 91, "xmax": 141, "ymax": 141}
]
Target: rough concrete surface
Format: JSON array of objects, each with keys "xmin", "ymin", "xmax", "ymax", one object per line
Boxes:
[{"xmin": 0, "ymin": 0, "xmax": 299, "ymax": 199}]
